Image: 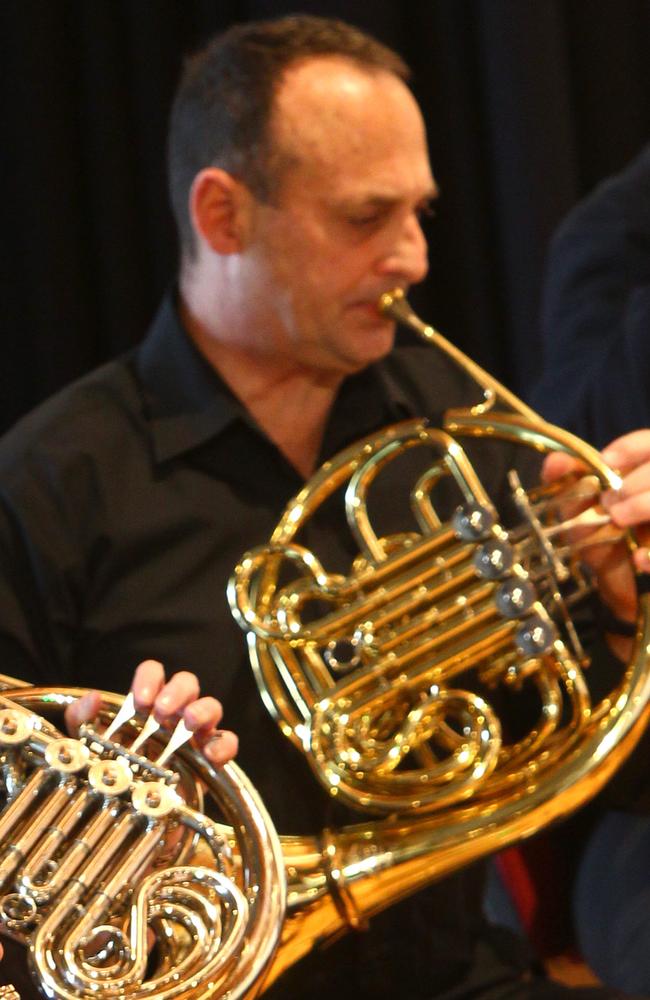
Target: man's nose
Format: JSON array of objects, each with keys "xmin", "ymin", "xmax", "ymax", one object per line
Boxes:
[{"xmin": 378, "ymin": 214, "xmax": 429, "ymax": 286}]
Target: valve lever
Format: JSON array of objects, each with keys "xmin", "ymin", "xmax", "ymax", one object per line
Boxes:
[
  {"xmin": 542, "ymin": 506, "xmax": 613, "ymax": 539},
  {"xmin": 129, "ymin": 713, "xmax": 161, "ymax": 754},
  {"xmin": 102, "ymin": 691, "xmax": 137, "ymax": 741},
  {"xmin": 155, "ymin": 719, "xmax": 193, "ymax": 768}
]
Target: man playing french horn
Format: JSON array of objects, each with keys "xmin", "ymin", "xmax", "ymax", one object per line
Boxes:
[{"xmin": 1, "ymin": 14, "xmax": 650, "ymax": 1000}]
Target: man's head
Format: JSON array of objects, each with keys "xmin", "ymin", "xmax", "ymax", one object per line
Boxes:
[
  {"xmin": 168, "ymin": 16, "xmax": 409, "ymax": 258},
  {"xmin": 172, "ymin": 17, "xmax": 435, "ymax": 377}
]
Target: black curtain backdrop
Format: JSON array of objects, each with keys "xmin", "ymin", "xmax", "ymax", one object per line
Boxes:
[{"xmin": 2, "ymin": 0, "xmax": 650, "ymax": 434}]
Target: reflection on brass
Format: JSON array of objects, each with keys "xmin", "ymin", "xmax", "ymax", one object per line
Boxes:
[
  {"xmin": 0, "ymin": 684, "xmax": 285, "ymax": 999},
  {"xmin": 228, "ymin": 290, "xmax": 650, "ymax": 984},
  {"xmin": 0, "ymin": 986, "xmax": 20, "ymax": 1000}
]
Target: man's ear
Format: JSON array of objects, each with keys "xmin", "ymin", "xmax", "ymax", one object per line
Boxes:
[{"xmin": 188, "ymin": 168, "xmax": 253, "ymax": 254}]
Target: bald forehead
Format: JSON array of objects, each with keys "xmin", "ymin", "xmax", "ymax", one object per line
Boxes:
[
  {"xmin": 278, "ymin": 55, "xmax": 407, "ymax": 108},
  {"xmin": 270, "ymin": 56, "xmax": 428, "ymax": 173}
]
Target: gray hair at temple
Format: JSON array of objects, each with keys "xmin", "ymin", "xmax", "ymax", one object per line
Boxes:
[{"xmin": 167, "ymin": 15, "xmax": 410, "ymax": 257}]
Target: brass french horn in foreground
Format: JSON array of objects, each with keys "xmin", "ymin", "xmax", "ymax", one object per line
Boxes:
[
  {"xmin": 229, "ymin": 290, "xmax": 650, "ymax": 976},
  {"xmin": 0, "ymin": 683, "xmax": 286, "ymax": 999}
]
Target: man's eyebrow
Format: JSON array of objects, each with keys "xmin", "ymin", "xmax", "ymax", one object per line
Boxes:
[{"xmin": 336, "ymin": 187, "xmax": 439, "ymax": 209}]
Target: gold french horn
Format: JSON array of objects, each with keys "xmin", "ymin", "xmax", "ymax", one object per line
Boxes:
[
  {"xmin": 227, "ymin": 290, "xmax": 650, "ymax": 963},
  {"xmin": 0, "ymin": 681, "xmax": 286, "ymax": 999}
]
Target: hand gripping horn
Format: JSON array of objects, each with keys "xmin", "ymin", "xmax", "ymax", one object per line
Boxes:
[
  {"xmin": 0, "ymin": 681, "xmax": 285, "ymax": 1000},
  {"xmin": 226, "ymin": 291, "xmax": 650, "ymax": 940}
]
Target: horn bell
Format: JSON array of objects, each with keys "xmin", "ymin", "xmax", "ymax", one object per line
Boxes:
[{"xmin": 0, "ymin": 681, "xmax": 286, "ymax": 1000}]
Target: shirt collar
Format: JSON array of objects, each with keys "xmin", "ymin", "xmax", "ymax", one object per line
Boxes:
[
  {"xmin": 136, "ymin": 292, "xmax": 246, "ymax": 464},
  {"xmin": 136, "ymin": 291, "xmax": 419, "ymax": 465}
]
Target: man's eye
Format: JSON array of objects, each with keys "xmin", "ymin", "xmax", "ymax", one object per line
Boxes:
[
  {"xmin": 416, "ymin": 202, "xmax": 437, "ymax": 222},
  {"xmin": 347, "ymin": 213, "xmax": 382, "ymax": 227}
]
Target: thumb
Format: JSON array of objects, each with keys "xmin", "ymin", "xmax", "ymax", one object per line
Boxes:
[
  {"xmin": 541, "ymin": 451, "xmax": 582, "ymax": 484},
  {"xmin": 64, "ymin": 690, "xmax": 102, "ymax": 736}
]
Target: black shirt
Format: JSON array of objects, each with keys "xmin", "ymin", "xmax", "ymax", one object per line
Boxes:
[{"xmin": 0, "ymin": 294, "xmax": 620, "ymax": 1000}]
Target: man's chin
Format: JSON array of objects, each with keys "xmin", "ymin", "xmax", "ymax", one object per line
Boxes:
[{"xmin": 343, "ymin": 321, "xmax": 396, "ymax": 371}]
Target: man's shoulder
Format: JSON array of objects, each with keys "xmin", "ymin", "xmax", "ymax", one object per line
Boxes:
[
  {"xmin": 554, "ymin": 142, "xmax": 650, "ymax": 248},
  {"xmin": 0, "ymin": 354, "xmax": 144, "ymax": 482}
]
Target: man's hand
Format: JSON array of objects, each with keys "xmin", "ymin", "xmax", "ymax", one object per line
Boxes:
[
  {"xmin": 542, "ymin": 429, "xmax": 650, "ymax": 642},
  {"xmin": 599, "ymin": 430, "xmax": 650, "ymax": 573},
  {"xmin": 64, "ymin": 659, "xmax": 238, "ymax": 767}
]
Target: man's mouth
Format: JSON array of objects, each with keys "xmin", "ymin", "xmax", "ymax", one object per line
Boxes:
[{"xmin": 348, "ymin": 298, "xmax": 398, "ymax": 321}]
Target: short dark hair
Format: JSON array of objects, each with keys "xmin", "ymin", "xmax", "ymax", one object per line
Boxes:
[{"xmin": 167, "ymin": 15, "xmax": 410, "ymax": 256}]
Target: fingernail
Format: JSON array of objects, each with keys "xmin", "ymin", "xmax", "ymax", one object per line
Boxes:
[
  {"xmin": 637, "ymin": 548, "xmax": 650, "ymax": 573},
  {"xmin": 602, "ymin": 447, "xmax": 618, "ymax": 466},
  {"xmin": 204, "ymin": 734, "xmax": 224, "ymax": 759},
  {"xmin": 136, "ymin": 686, "xmax": 152, "ymax": 705},
  {"xmin": 601, "ymin": 489, "xmax": 618, "ymax": 510}
]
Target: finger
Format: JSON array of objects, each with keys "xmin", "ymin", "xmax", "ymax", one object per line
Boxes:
[
  {"xmin": 604, "ymin": 489, "xmax": 650, "ymax": 528},
  {"xmin": 131, "ymin": 659, "xmax": 166, "ymax": 712},
  {"xmin": 182, "ymin": 696, "xmax": 224, "ymax": 734},
  {"xmin": 64, "ymin": 690, "xmax": 102, "ymax": 736},
  {"xmin": 602, "ymin": 429, "xmax": 650, "ymax": 473},
  {"xmin": 152, "ymin": 670, "xmax": 200, "ymax": 721},
  {"xmin": 604, "ymin": 459, "xmax": 650, "ymax": 506},
  {"xmin": 541, "ymin": 451, "xmax": 583, "ymax": 483},
  {"xmin": 634, "ymin": 547, "xmax": 650, "ymax": 573},
  {"xmin": 202, "ymin": 730, "xmax": 238, "ymax": 767}
]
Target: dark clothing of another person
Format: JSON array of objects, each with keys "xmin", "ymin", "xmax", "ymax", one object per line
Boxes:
[
  {"xmin": 532, "ymin": 143, "xmax": 650, "ymax": 447},
  {"xmin": 531, "ymin": 143, "xmax": 650, "ymax": 997},
  {"xmin": 0, "ymin": 294, "xmax": 640, "ymax": 999}
]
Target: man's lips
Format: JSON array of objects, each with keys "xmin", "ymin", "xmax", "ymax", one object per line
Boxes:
[
  {"xmin": 347, "ymin": 299, "xmax": 395, "ymax": 321},
  {"xmin": 347, "ymin": 288, "xmax": 407, "ymax": 318}
]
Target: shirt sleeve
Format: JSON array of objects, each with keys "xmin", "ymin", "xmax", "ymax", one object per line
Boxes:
[
  {"xmin": 531, "ymin": 143, "xmax": 650, "ymax": 448},
  {"xmin": 0, "ymin": 455, "xmax": 85, "ymax": 689}
]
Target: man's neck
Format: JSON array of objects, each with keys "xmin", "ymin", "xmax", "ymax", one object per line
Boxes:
[{"xmin": 179, "ymin": 298, "xmax": 343, "ymax": 479}]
